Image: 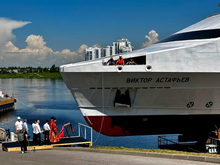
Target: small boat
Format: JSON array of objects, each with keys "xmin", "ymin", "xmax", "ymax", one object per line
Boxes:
[{"xmin": 0, "ymin": 91, "xmax": 16, "ymax": 113}]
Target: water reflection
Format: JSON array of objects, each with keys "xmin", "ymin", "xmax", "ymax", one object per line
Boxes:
[{"xmin": 0, "ymin": 108, "xmax": 16, "ymax": 123}]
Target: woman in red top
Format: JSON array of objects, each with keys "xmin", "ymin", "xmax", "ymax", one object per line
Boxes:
[
  {"xmin": 49, "ymin": 117, "xmax": 60, "ymax": 143},
  {"xmin": 116, "ymin": 55, "xmax": 124, "ymax": 65}
]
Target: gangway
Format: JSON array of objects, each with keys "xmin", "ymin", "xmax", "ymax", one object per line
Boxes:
[{"xmin": 2, "ymin": 123, "xmax": 93, "ymax": 152}]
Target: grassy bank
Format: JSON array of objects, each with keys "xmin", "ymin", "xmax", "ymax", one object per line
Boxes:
[
  {"xmin": 91, "ymin": 146, "xmax": 220, "ymax": 158},
  {"xmin": 0, "ymin": 72, "xmax": 62, "ymax": 79}
]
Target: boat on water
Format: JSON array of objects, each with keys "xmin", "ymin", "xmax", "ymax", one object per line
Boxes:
[
  {"xmin": 0, "ymin": 91, "xmax": 16, "ymax": 113},
  {"xmin": 60, "ymin": 12, "xmax": 220, "ymax": 145}
]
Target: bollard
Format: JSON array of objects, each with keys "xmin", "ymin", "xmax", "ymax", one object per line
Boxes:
[{"xmin": 10, "ymin": 132, "xmax": 14, "ymax": 142}]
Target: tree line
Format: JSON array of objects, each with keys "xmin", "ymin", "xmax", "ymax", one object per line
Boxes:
[{"xmin": 0, "ymin": 64, "xmax": 59, "ymax": 74}]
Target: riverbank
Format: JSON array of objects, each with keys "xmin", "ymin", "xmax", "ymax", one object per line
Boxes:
[{"xmin": 0, "ymin": 73, "xmax": 62, "ymax": 79}]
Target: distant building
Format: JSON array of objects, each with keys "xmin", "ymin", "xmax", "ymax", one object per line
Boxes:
[
  {"xmin": 4, "ymin": 69, "xmax": 10, "ymax": 73},
  {"xmin": 24, "ymin": 69, "xmax": 30, "ymax": 73},
  {"xmin": 85, "ymin": 38, "xmax": 133, "ymax": 61},
  {"xmin": 12, "ymin": 69, "xmax": 20, "ymax": 73},
  {"xmin": 85, "ymin": 47, "xmax": 102, "ymax": 61}
]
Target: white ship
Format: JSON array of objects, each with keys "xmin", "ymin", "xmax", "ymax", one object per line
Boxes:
[{"xmin": 60, "ymin": 13, "xmax": 220, "ymax": 144}]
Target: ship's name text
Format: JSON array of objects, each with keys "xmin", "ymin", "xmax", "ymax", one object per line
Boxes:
[{"xmin": 126, "ymin": 77, "xmax": 190, "ymax": 83}]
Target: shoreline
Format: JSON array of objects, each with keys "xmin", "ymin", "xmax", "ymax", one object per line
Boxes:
[{"xmin": 0, "ymin": 73, "xmax": 62, "ymax": 79}]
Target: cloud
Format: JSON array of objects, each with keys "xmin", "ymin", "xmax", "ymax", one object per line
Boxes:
[
  {"xmin": 0, "ymin": 18, "xmax": 30, "ymax": 51},
  {"xmin": 4, "ymin": 41, "xmax": 19, "ymax": 52},
  {"xmin": 3, "ymin": 35, "xmax": 88, "ymax": 66},
  {"xmin": 0, "ymin": 18, "xmax": 88, "ymax": 67},
  {"xmin": 25, "ymin": 34, "xmax": 48, "ymax": 50},
  {"xmin": 141, "ymin": 30, "xmax": 159, "ymax": 48},
  {"xmin": 92, "ymin": 44, "xmax": 102, "ymax": 48}
]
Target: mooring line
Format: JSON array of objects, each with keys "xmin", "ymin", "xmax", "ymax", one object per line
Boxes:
[
  {"xmin": 92, "ymin": 71, "xmax": 105, "ymax": 145},
  {"xmin": 16, "ymin": 99, "xmax": 36, "ymax": 110}
]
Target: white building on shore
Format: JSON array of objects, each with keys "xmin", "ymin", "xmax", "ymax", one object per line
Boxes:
[{"xmin": 85, "ymin": 38, "xmax": 133, "ymax": 61}]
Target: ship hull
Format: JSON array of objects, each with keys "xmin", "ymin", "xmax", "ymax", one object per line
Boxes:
[
  {"xmin": 83, "ymin": 114, "xmax": 220, "ymax": 136},
  {"xmin": 61, "ymin": 71, "xmax": 220, "ymax": 137},
  {"xmin": 0, "ymin": 99, "xmax": 16, "ymax": 113}
]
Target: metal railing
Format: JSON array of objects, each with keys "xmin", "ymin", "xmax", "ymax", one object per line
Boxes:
[
  {"xmin": 208, "ymin": 137, "xmax": 220, "ymax": 146},
  {"xmin": 158, "ymin": 135, "xmax": 196, "ymax": 146},
  {"xmin": 158, "ymin": 136, "xmax": 179, "ymax": 146},
  {"xmin": 78, "ymin": 123, "xmax": 93, "ymax": 146}
]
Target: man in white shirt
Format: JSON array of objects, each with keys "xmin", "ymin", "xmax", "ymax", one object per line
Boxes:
[
  {"xmin": 43, "ymin": 120, "xmax": 50, "ymax": 144},
  {"xmin": 32, "ymin": 120, "xmax": 37, "ymax": 144},
  {"xmin": 35, "ymin": 120, "xmax": 42, "ymax": 145},
  {"xmin": 15, "ymin": 117, "xmax": 23, "ymax": 133}
]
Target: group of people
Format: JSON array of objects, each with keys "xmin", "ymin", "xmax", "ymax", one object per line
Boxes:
[
  {"xmin": 15, "ymin": 116, "xmax": 60, "ymax": 153},
  {"xmin": 105, "ymin": 55, "xmax": 137, "ymax": 66}
]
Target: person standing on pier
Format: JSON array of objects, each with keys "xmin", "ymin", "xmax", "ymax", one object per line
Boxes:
[
  {"xmin": 15, "ymin": 116, "xmax": 23, "ymax": 133},
  {"xmin": 35, "ymin": 120, "xmax": 42, "ymax": 145},
  {"xmin": 32, "ymin": 120, "xmax": 37, "ymax": 144},
  {"xmin": 43, "ymin": 120, "xmax": 50, "ymax": 145},
  {"xmin": 49, "ymin": 117, "xmax": 60, "ymax": 143},
  {"xmin": 19, "ymin": 127, "xmax": 28, "ymax": 153},
  {"xmin": 23, "ymin": 119, "xmax": 28, "ymax": 134}
]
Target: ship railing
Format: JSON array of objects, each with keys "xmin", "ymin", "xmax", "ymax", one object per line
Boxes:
[
  {"xmin": 207, "ymin": 137, "xmax": 220, "ymax": 146},
  {"xmin": 78, "ymin": 123, "xmax": 93, "ymax": 146},
  {"xmin": 206, "ymin": 137, "xmax": 220, "ymax": 154}
]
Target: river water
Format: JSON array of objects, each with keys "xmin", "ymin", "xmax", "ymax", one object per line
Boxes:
[{"xmin": 0, "ymin": 79, "xmax": 159, "ymax": 149}]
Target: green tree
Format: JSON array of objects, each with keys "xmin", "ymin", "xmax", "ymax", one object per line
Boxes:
[
  {"xmin": 43, "ymin": 67, "xmax": 48, "ymax": 72},
  {"xmin": 50, "ymin": 64, "xmax": 56, "ymax": 73},
  {"xmin": 37, "ymin": 67, "xmax": 43, "ymax": 73}
]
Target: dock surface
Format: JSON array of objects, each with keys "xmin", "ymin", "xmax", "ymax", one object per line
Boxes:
[
  {"xmin": 2, "ymin": 137, "xmax": 91, "ymax": 152},
  {"xmin": 0, "ymin": 149, "xmax": 215, "ymax": 165}
]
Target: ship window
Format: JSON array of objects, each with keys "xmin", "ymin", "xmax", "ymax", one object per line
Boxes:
[
  {"xmin": 103, "ymin": 55, "xmax": 146, "ymax": 66},
  {"xmin": 124, "ymin": 55, "xmax": 146, "ymax": 65},
  {"xmin": 157, "ymin": 29, "xmax": 220, "ymax": 44},
  {"xmin": 89, "ymin": 51, "xmax": 92, "ymax": 60}
]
